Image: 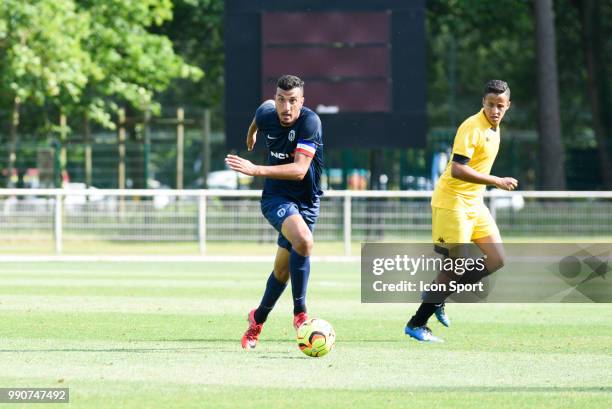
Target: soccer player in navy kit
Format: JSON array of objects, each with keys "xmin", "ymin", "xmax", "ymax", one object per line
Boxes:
[{"xmin": 225, "ymin": 75, "xmax": 324, "ymax": 349}]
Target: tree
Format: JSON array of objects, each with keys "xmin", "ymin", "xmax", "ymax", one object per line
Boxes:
[
  {"xmin": 426, "ymin": 0, "xmax": 536, "ymax": 128},
  {"xmin": 0, "ymin": 0, "xmax": 91, "ymax": 185},
  {"xmin": 154, "ymin": 0, "xmax": 224, "ymax": 110},
  {"xmin": 572, "ymin": 0, "xmax": 612, "ymax": 188},
  {"xmin": 0, "ymin": 0, "xmax": 202, "ymax": 186},
  {"xmin": 534, "ymin": 0, "xmax": 566, "ymax": 189},
  {"xmin": 76, "ymin": 0, "xmax": 203, "ymax": 127}
]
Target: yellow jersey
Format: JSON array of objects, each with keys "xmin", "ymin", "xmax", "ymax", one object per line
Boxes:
[{"xmin": 431, "ymin": 109, "xmax": 500, "ymax": 210}]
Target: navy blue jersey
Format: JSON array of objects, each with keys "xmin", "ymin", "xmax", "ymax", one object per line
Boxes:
[{"xmin": 255, "ymin": 101, "xmax": 324, "ymax": 205}]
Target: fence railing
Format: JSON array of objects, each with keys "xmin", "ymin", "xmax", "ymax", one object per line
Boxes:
[{"xmin": 1, "ymin": 188, "xmax": 611, "ymax": 256}]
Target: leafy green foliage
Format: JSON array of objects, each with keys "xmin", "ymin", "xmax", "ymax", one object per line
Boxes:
[
  {"xmin": 0, "ymin": 0, "xmax": 202, "ymax": 130},
  {"xmin": 0, "ymin": 0, "xmax": 91, "ymax": 106},
  {"xmin": 427, "ymin": 0, "xmax": 611, "ymax": 141},
  {"xmin": 427, "ymin": 0, "xmax": 535, "ymax": 128},
  {"xmin": 154, "ymin": 0, "xmax": 224, "ymax": 109}
]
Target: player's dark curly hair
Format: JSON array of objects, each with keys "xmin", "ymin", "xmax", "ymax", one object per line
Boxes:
[
  {"xmin": 484, "ymin": 80, "xmax": 510, "ymax": 99},
  {"xmin": 277, "ymin": 75, "xmax": 304, "ymax": 91}
]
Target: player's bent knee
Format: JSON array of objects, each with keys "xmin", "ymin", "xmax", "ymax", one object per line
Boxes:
[
  {"xmin": 292, "ymin": 234, "xmax": 313, "ymax": 257},
  {"xmin": 487, "ymin": 254, "xmax": 505, "ymax": 273},
  {"xmin": 497, "ymin": 255, "xmax": 506, "ymax": 270}
]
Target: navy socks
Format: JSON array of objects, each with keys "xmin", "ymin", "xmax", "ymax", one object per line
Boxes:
[
  {"xmin": 252, "ymin": 249, "xmax": 311, "ymax": 323},
  {"xmin": 289, "ymin": 249, "xmax": 310, "ymax": 315},
  {"xmin": 254, "ymin": 272, "xmax": 287, "ymax": 324}
]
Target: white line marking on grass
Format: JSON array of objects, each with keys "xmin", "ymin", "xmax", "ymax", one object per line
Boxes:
[
  {"xmin": 0, "ymin": 295, "xmax": 376, "ymax": 315},
  {"xmin": 0, "ymin": 255, "xmax": 360, "ymax": 263}
]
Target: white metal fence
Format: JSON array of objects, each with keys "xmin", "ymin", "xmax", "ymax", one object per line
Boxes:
[{"xmin": 1, "ymin": 188, "xmax": 611, "ymax": 256}]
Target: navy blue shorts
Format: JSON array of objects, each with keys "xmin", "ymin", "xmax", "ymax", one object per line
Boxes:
[{"xmin": 261, "ymin": 197, "xmax": 319, "ymax": 251}]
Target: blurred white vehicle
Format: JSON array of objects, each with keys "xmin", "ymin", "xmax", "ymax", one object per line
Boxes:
[{"xmin": 206, "ymin": 170, "xmax": 253, "ymax": 189}]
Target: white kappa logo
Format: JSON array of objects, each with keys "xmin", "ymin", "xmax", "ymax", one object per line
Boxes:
[
  {"xmin": 277, "ymin": 207, "xmax": 286, "ymax": 217},
  {"xmin": 288, "ymin": 130, "xmax": 295, "ymax": 142}
]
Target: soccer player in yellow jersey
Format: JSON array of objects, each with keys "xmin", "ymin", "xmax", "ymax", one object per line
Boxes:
[{"xmin": 405, "ymin": 80, "xmax": 518, "ymax": 342}]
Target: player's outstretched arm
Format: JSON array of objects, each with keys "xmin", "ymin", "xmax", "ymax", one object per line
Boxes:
[
  {"xmin": 451, "ymin": 162, "xmax": 518, "ymax": 191},
  {"xmin": 225, "ymin": 153, "xmax": 312, "ymax": 181}
]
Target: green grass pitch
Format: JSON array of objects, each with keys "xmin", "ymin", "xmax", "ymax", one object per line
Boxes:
[{"xmin": 0, "ymin": 261, "xmax": 610, "ymax": 408}]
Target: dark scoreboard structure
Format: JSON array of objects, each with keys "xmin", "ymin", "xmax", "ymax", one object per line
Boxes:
[{"xmin": 225, "ymin": 0, "xmax": 426, "ymax": 149}]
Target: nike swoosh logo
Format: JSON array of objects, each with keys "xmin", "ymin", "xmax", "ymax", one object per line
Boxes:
[{"xmin": 267, "ymin": 134, "xmax": 280, "ymax": 140}]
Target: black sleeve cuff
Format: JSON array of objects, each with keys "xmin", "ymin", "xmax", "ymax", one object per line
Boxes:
[{"xmin": 452, "ymin": 154, "xmax": 470, "ymax": 165}]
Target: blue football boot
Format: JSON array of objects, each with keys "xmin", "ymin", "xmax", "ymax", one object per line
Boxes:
[
  {"xmin": 434, "ymin": 303, "xmax": 451, "ymax": 327},
  {"xmin": 404, "ymin": 325, "xmax": 444, "ymax": 343}
]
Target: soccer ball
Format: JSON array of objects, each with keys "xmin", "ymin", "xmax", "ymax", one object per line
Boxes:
[{"xmin": 296, "ymin": 318, "xmax": 335, "ymax": 357}]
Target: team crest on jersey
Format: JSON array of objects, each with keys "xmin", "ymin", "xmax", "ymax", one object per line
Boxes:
[{"xmin": 288, "ymin": 130, "xmax": 295, "ymax": 142}]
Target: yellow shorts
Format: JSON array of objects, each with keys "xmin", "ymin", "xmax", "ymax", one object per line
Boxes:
[{"xmin": 431, "ymin": 205, "xmax": 499, "ymax": 244}]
